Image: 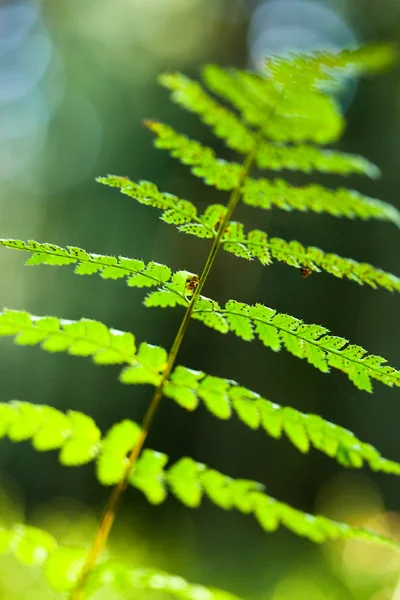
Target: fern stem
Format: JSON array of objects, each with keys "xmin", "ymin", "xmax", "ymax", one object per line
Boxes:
[{"xmin": 70, "ymin": 146, "xmax": 258, "ymax": 600}]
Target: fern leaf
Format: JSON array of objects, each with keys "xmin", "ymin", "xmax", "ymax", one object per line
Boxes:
[
  {"xmin": 99, "ymin": 175, "xmax": 237, "ymax": 246},
  {"xmin": 91, "ymin": 562, "xmax": 244, "ymax": 600},
  {"xmin": 96, "ymin": 175, "xmax": 217, "ymax": 236},
  {"xmin": 143, "ymin": 271, "xmax": 192, "ymax": 311},
  {"xmin": 129, "ymin": 448, "xmax": 169, "ymax": 504},
  {"xmin": 3, "ymin": 231, "xmax": 398, "ymax": 295},
  {"xmin": 0, "ymin": 238, "xmax": 173, "ymax": 288},
  {"xmin": 143, "ymin": 456, "xmax": 398, "ymax": 549},
  {"xmin": 0, "ymin": 401, "xmax": 101, "ymax": 466},
  {"xmin": 0, "ymin": 401, "xmax": 140, "ymax": 481},
  {"xmin": 264, "ymin": 44, "xmax": 396, "ymax": 90},
  {"xmin": 98, "ymin": 175, "xmax": 230, "ymax": 242},
  {"xmin": 202, "ymin": 64, "xmax": 344, "ymax": 145},
  {"xmin": 145, "ymin": 119, "xmax": 380, "ymax": 185},
  {"xmin": 144, "ymin": 120, "xmax": 243, "ymax": 189},
  {"xmin": 0, "ymin": 309, "xmax": 136, "ymax": 365},
  {"xmin": 255, "ymin": 141, "xmax": 380, "ymax": 177},
  {"xmin": 242, "ymin": 178, "xmax": 400, "ymax": 226},
  {"xmin": 1, "ymin": 523, "xmax": 240, "ymax": 599},
  {"xmin": 202, "ymin": 45, "xmax": 395, "ymax": 146},
  {"xmin": 94, "ymin": 180, "xmax": 400, "ymax": 288},
  {"xmin": 120, "ymin": 342, "xmax": 168, "ymax": 386},
  {"xmin": 163, "ymin": 367, "xmax": 400, "ymax": 473},
  {"xmin": 0, "ymin": 404, "xmax": 397, "ymax": 549},
  {"xmin": 0, "ymin": 310, "xmax": 173, "ymax": 391},
  {"xmin": 0, "ymin": 523, "xmax": 58, "ymax": 567},
  {"xmin": 177, "ymin": 297, "xmax": 400, "ymax": 391},
  {"xmin": 96, "ymin": 420, "xmax": 142, "ymax": 484},
  {"xmin": 159, "ymin": 71, "xmax": 256, "ymax": 154},
  {"xmin": 222, "ymin": 225, "xmax": 400, "ymax": 290},
  {"xmin": 102, "ymin": 146, "xmax": 382, "ymax": 233}
]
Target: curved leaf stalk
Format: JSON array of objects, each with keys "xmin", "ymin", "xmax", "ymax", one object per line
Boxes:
[{"xmin": 70, "ymin": 142, "xmax": 259, "ymax": 599}]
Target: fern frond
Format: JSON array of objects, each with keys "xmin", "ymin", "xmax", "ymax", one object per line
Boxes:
[
  {"xmin": 91, "ymin": 180, "xmax": 400, "ymax": 287},
  {"xmin": 156, "ymin": 456, "xmax": 398, "ymax": 548},
  {"xmin": 0, "ymin": 406, "xmax": 396, "ymax": 550},
  {"xmin": 144, "ymin": 120, "xmax": 243, "ymax": 190},
  {"xmin": 163, "ymin": 367, "xmax": 400, "ymax": 473},
  {"xmin": 0, "ymin": 309, "xmax": 137, "ymax": 365},
  {"xmin": 0, "ymin": 402, "xmax": 143, "ymax": 482},
  {"xmin": 91, "ymin": 563, "xmax": 243, "ymax": 600},
  {"xmin": 136, "ymin": 270, "xmax": 190, "ymax": 311},
  {"xmin": 5, "ymin": 348, "xmax": 400, "ymax": 477},
  {"xmin": 264, "ymin": 44, "xmax": 397, "ymax": 89},
  {"xmin": 0, "ymin": 310, "xmax": 173, "ymax": 387},
  {"xmin": 0, "ymin": 401, "xmax": 102, "ymax": 465},
  {"xmin": 0, "ymin": 239, "xmax": 172, "ymax": 288},
  {"xmin": 202, "ymin": 64, "xmax": 344, "ymax": 145},
  {"xmin": 97, "ymin": 175, "xmax": 228, "ymax": 239},
  {"xmin": 0, "ymin": 523, "xmax": 241, "ymax": 598},
  {"xmin": 143, "ymin": 294, "xmax": 400, "ymax": 391},
  {"xmin": 202, "ymin": 45, "xmax": 395, "ymax": 145},
  {"xmin": 0, "ymin": 227, "xmax": 400, "ymax": 298},
  {"xmin": 158, "ymin": 68, "xmax": 379, "ymax": 179},
  {"xmin": 145, "ymin": 119, "xmax": 380, "ymax": 182},
  {"xmin": 0, "ymin": 523, "xmax": 90, "ymax": 592},
  {"xmin": 255, "ymin": 140, "xmax": 380, "ymax": 177},
  {"xmin": 96, "ymin": 175, "xmax": 213, "ymax": 230},
  {"xmin": 242, "ymin": 178, "xmax": 400, "ymax": 226},
  {"xmin": 159, "ymin": 72, "xmax": 256, "ymax": 154},
  {"xmin": 221, "ymin": 225, "xmax": 400, "ymax": 290}
]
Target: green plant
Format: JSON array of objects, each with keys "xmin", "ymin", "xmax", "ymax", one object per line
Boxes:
[{"xmin": 0, "ymin": 45, "xmax": 400, "ymax": 599}]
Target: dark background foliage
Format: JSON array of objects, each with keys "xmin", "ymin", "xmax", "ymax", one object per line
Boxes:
[{"xmin": 1, "ymin": 1, "xmax": 400, "ymax": 598}]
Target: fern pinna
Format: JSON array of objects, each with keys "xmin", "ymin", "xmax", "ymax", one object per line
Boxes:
[{"xmin": 1, "ymin": 45, "xmax": 399, "ymax": 598}]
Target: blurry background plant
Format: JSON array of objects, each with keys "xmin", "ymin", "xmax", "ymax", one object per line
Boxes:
[{"xmin": 1, "ymin": 0, "xmax": 400, "ymax": 598}]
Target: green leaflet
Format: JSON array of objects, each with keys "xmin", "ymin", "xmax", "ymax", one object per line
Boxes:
[
  {"xmin": 139, "ymin": 455, "xmax": 398, "ymax": 547},
  {"xmin": 0, "ymin": 524, "xmax": 58, "ymax": 567},
  {"xmin": 0, "ymin": 311, "xmax": 168, "ymax": 384},
  {"xmin": 129, "ymin": 448, "xmax": 169, "ymax": 504},
  {"xmin": 159, "ymin": 71, "xmax": 256, "ymax": 154},
  {"xmin": 0, "ymin": 401, "xmax": 101, "ymax": 468},
  {"xmin": 97, "ymin": 175, "xmax": 216, "ymax": 233},
  {"xmin": 90, "ymin": 563, "xmax": 244, "ymax": 600},
  {"xmin": 263, "ymin": 44, "xmax": 396, "ymax": 90},
  {"xmin": 221, "ymin": 225, "xmax": 400, "ymax": 291},
  {"xmin": 185, "ymin": 298, "xmax": 400, "ymax": 392},
  {"xmin": 0, "ymin": 401, "xmax": 142, "ymax": 485},
  {"xmin": 4, "ymin": 306, "xmax": 386, "ymax": 472},
  {"xmin": 143, "ymin": 270, "xmax": 191, "ymax": 310},
  {"xmin": 144, "ymin": 120, "xmax": 243, "ymax": 190},
  {"xmin": 202, "ymin": 45, "xmax": 395, "ymax": 146},
  {"xmin": 242, "ymin": 178, "xmax": 400, "ymax": 226},
  {"xmin": 254, "ymin": 141, "xmax": 380, "ymax": 178},
  {"xmin": 0, "ymin": 310, "xmax": 136, "ymax": 365},
  {"xmin": 164, "ymin": 367, "xmax": 400, "ymax": 473},
  {"xmin": 3, "ymin": 232, "xmax": 399, "ymax": 294},
  {"xmin": 162, "ymin": 456, "xmax": 398, "ymax": 547},
  {"xmin": 120, "ymin": 342, "xmax": 168, "ymax": 386},
  {"xmin": 0, "ymin": 238, "xmax": 172, "ymax": 288},
  {"xmin": 0, "ymin": 405, "xmax": 396, "ymax": 550},
  {"xmin": 145, "ymin": 119, "xmax": 380, "ymax": 184},
  {"xmin": 79, "ymin": 178, "xmax": 400, "ymax": 289},
  {"xmin": 0, "ymin": 524, "xmax": 240, "ymax": 599},
  {"xmin": 202, "ymin": 64, "xmax": 344, "ymax": 145},
  {"xmin": 96, "ymin": 420, "xmax": 142, "ymax": 484},
  {"xmin": 98, "ymin": 175, "xmax": 229, "ymax": 239}
]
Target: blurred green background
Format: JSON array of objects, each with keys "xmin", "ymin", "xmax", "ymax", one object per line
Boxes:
[{"xmin": 1, "ymin": 0, "xmax": 400, "ymax": 598}]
